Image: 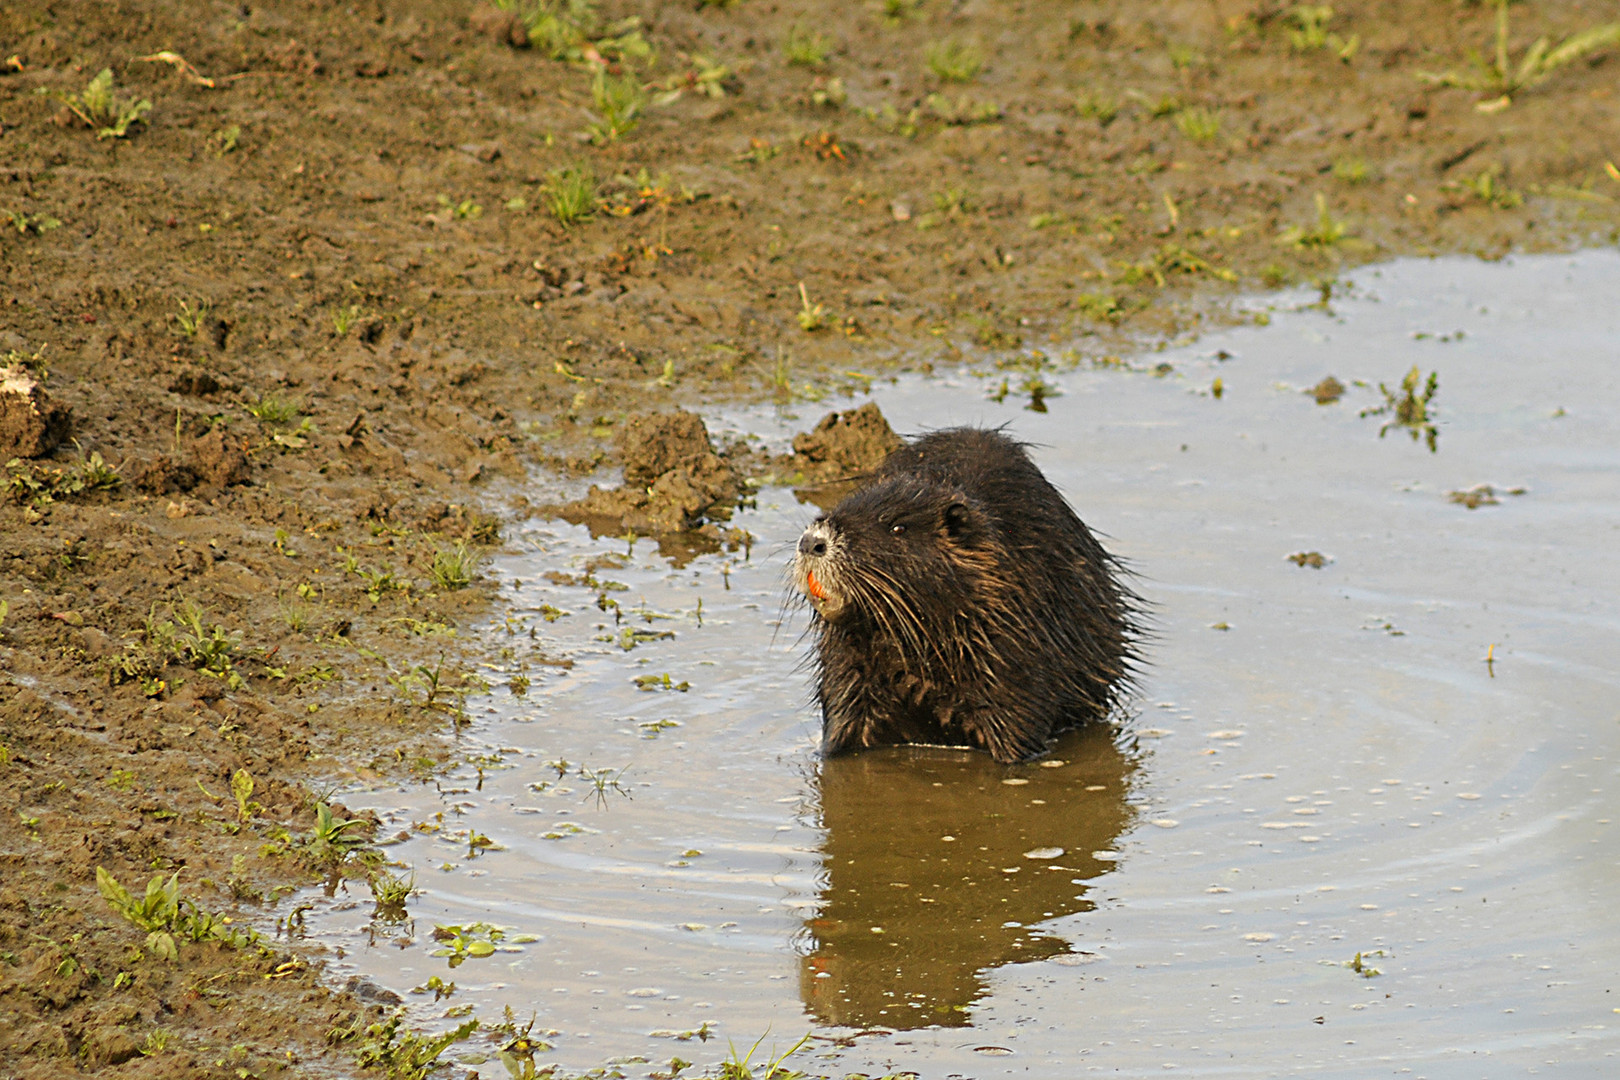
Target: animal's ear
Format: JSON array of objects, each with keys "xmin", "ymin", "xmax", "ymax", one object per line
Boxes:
[{"xmin": 943, "ymin": 501, "xmax": 973, "ymax": 537}]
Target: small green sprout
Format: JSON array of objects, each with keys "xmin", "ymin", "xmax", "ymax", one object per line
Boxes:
[
  {"xmin": 174, "ymin": 300, "xmax": 210, "ymax": 337},
  {"xmin": 1074, "ymin": 89, "xmax": 1118, "ymax": 125},
  {"xmin": 429, "ymin": 541, "xmax": 483, "ymax": 591},
  {"xmin": 1175, "ymin": 106, "xmax": 1220, "ymax": 143},
  {"xmin": 6, "ymin": 210, "xmax": 61, "ymax": 235},
  {"xmin": 543, "ymin": 166, "xmax": 598, "ymax": 226},
  {"xmin": 925, "ymin": 38, "xmax": 984, "ymax": 82},
  {"xmin": 1280, "ymin": 193, "xmax": 1349, "ymax": 249},
  {"xmin": 39, "ymin": 68, "xmax": 151, "ymax": 139},
  {"xmin": 1361, "ymin": 366, "xmax": 1439, "ymax": 452},
  {"xmin": 796, "ymin": 282, "xmax": 826, "ymax": 332},
  {"xmin": 584, "ymin": 68, "xmax": 645, "ymax": 145},
  {"xmin": 245, "ymin": 393, "xmax": 302, "ymax": 426},
  {"xmin": 1419, "ymin": 0, "xmax": 1620, "ymax": 106},
  {"xmin": 783, "ymin": 25, "xmax": 830, "ymax": 68}
]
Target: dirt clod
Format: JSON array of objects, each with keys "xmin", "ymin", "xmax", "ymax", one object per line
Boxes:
[
  {"xmin": 790, "ymin": 402, "xmax": 903, "ymax": 481},
  {"xmin": 187, "ymin": 428, "xmax": 250, "ymax": 489},
  {"xmin": 558, "ymin": 409, "xmax": 739, "ymax": 534},
  {"xmin": 0, "ymin": 366, "xmax": 72, "ymax": 458}
]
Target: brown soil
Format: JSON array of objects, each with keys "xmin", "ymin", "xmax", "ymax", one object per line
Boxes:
[{"xmin": 2, "ymin": 0, "xmax": 1617, "ymax": 1074}]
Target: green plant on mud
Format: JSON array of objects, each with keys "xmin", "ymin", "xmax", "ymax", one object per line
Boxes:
[
  {"xmin": 1361, "ymin": 366, "xmax": 1439, "ymax": 452},
  {"xmin": 925, "ymin": 38, "xmax": 984, "ymax": 82},
  {"xmin": 915, "ymin": 185, "xmax": 970, "ymax": 229},
  {"xmin": 783, "ymin": 25, "xmax": 830, "ymax": 68},
  {"xmin": 390, "ymin": 655, "xmax": 472, "ymax": 721},
  {"xmin": 1118, "ymin": 243, "xmax": 1237, "ymax": 287},
  {"xmin": 1174, "ymin": 106, "xmax": 1220, "ymax": 143},
  {"xmin": 584, "ymin": 67, "xmax": 645, "ymax": 145},
  {"xmin": 333, "ymin": 303, "xmax": 365, "ymax": 336},
  {"xmin": 173, "ymin": 299, "xmax": 210, "ymax": 337},
  {"xmin": 2, "ymin": 344, "xmax": 50, "ymax": 377},
  {"xmin": 923, "ymin": 92, "xmax": 999, "ymax": 125},
  {"xmin": 368, "ymin": 865, "xmax": 416, "ymax": 914},
  {"xmin": 6, "ymin": 209, "xmax": 62, "ymax": 235},
  {"xmin": 96, "ymin": 867, "xmax": 260, "ymax": 961},
  {"xmin": 795, "ymin": 282, "xmax": 826, "ymax": 332},
  {"xmin": 429, "ymin": 541, "xmax": 484, "ymax": 590},
  {"xmin": 718, "ymin": 1030, "xmax": 812, "ymax": 1080},
  {"xmin": 1420, "ymin": 0, "xmax": 1620, "ymax": 107},
  {"xmin": 1074, "ymin": 88, "xmax": 1119, "ymax": 125},
  {"xmin": 1280, "ymin": 193, "xmax": 1349, "ymax": 250},
  {"xmin": 38, "ymin": 68, "xmax": 151, "ymax": 138},
  {"xmin": 245, "ymin": 392, "xmax": 303, "ymax": 426},
  {"xmin": 199, "ymin": 767, "xmax": 263, "ymax": 830},
  {"xmin": 1332, "ymin": 155, "xmax": 1370, "ymax": 184},
  {"xmin": 436, "ymin": 194, "xmax": 483, "ymax": 221},
  {"xmin": 345, "ymin": 1010, "xmax": 478, "ymax": 1080},
  {"xmin": 1287, "ymin": 5, "xmax": 1360, "ymax": 60},
  {"xmin": 6, "ymin": 451, "xmax": 122, "ymax": 507},
  {"xmin": 543, "ymin": 165, "xmax": 598, "ymax": 225},
  {"xmin": 499, "ymin": 0, "xmax": 651, "ymax": 64},
  {"xmin": 307, "ymin": 802, "xmax": 370, "ymax": 864},
  {"xmin": 1444, "ymin": 165, "xmax": 1523, "ymax": 209}
]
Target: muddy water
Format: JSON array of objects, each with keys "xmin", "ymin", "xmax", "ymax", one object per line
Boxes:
[{"xmin": 309, "ymin": 251, "xmax": 1620, "ymax": 1076}]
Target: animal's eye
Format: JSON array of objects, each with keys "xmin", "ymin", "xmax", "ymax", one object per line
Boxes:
[{"xmin": 890, "ymin": 524, "xmax": 906, "ymax": 535}]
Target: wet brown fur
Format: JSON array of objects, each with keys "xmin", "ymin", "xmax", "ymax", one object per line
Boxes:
[{"xmin": 794, "ymin": 428, "xmax": 1141, "ymax": 763}]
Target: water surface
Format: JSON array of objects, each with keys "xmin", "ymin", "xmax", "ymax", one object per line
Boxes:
[{"xmin": 309, "ymin": 251, "xmax": 1620, "ymax": 1077}]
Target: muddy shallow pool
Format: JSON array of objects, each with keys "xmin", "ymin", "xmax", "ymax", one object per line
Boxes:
[{"xmin": 307, "ymin": 250, "xmax": 1620, "ymax": 1077}]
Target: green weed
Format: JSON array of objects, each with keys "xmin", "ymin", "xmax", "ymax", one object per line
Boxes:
[
  {"xmin": 1288, "ymin": 5, "xmax": 1360, "ymax": 59},
  {"xmin": 1074, "ymin": 89, "xmax": 1118, "ymax": 125},
  {"xmin": 107, "ymin": 768, "xmax": 136, "ymax": 792},
  {"xmin": 368, "ymin": 866, "xmax": 416, "ymax": 912},
  {"xmin": 796, "ymin": 282, "xmax": 826, "ymax": 332},
  {"xmin": 1419, "ymin": 0, "xmax": 1620, "ymax": 105},
  {"xmin": 543, "ymin": 166, "xmax": 598, "ymax": 226},
  {"xmin": 1074, "ymin": 292, "xmax": 1125, "ymax": 323},
  {"xmin": 6, "ymin": 451, "xmax": 122, "ymax": 507},
  {"xmin": 1280, "ymin": 193, "xmax": 1349, "ymax": 249},
  {"xmin": 332, "ymin": 303, "xmax": 364, "ymax": 336},
  {"xmin": 212, "ymin": 123, "xmax": 241, "ymax": 155},
  {"xmin": 783, "ymin": 25, "xmax": 830, "ymax": 68},
  {"xmin": 1118, "ymin": 243, "xmax": 1238, "ymax": 287},
  {"xmin": 307, "ymin": 802, "xmax": 370, "ymax": 864},
  {"xmin": 351, "ymin": 1012, "xmax": 478, "ymax": 1080},
  {"xmin": 1361, "ymin": 366, "xmax": 1439, "ymax": 452},
  {"xmin": 96, "ymin": 867, "xmax": 259, "ymax": 961},
  {"xmin": 6, "ymin": 210, "xmax": 61, "ymax": 236},
  {"xmin": 718, "ymin": 1031, "xmax": 811, "ymax": 1080},
  {"xmin": 1175, "ymin": 106, "xmax": 1221, "ymax": 142},
  {"xmin": 173, "ymin": 300, "xmax": 210, "ymax": 337},
  {"xmin": 584, "ymin": 68, "xmax": 645, "ymax": 145},
  {"xmin": 1444, "ymin": 165, "xmax": 1523, "ymax": 209},
  {"xmin": 2, "ymin": 344, "xmax": 49, "ymax": 377},
  {"xmin": 923, "ymin": 92, "xmax": 1000, "ymax": 125},
  {"xmin": 1332, "ymin": 155, "xmax": 1370, "ymax": 184},
  {"xmin": 38, "ymin": 69, "xmax": 151, "ymax": 139},
  {"xmin": 435, "ymin": 195, "xmax": 482, "ymax": 221},
  {"xmin": 916, "ymin": 185, "xmax": 970, "ymax": 229},
  {"xmin": 245, "ymin": 393, "xmax": 303, "ymax": 426},
  {"xmin": 925, "ymin": 39, "xmax": 984, "ymax": 82},
  {"xmin": 429, "ymin": 541, "xmax": 483, "ymax": 591}
]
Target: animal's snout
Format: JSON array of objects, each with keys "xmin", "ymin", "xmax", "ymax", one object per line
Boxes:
[{"xmin": 798, "ymin": 531, "xmax": 828, "ymax": 558}]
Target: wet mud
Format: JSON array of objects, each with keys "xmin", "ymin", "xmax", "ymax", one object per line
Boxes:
[{"xmin": 3, "ymin": 0, "xmax": 1620, "ymax": 1074}]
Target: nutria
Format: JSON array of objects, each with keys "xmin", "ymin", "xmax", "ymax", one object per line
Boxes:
[{"xmin": 794, "ymin": 427, "xmax": 1140, "ymax": 763}]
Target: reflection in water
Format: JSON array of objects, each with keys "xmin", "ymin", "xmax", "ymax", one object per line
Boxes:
[{"xmin": 800, "ymin": 724, "xmax": 1137, "ymax": 1029}]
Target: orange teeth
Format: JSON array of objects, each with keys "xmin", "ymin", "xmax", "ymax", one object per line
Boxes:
[{"xmin": 806, "ymin": 569, "xmax": 828, "ymax": 601}]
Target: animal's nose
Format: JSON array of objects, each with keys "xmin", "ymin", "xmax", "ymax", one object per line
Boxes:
[{"xmin": 798, "ymin": 532, "xmax": 827, "ymax": 558}]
